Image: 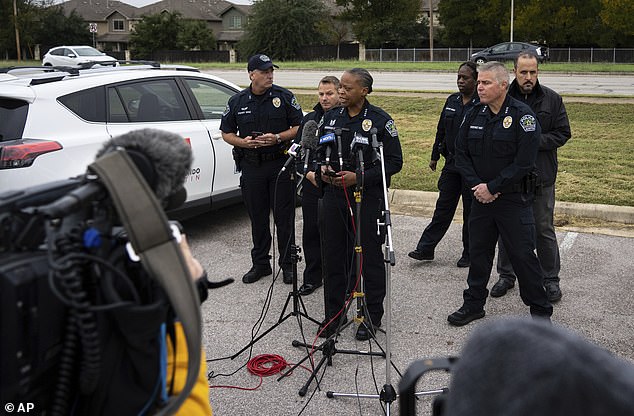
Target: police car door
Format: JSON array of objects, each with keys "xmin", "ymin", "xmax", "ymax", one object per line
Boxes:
[
  {"xmin": 179, "ymin": 77, "xmax": 241, "ymax": 199},
  {"xmin": 105, "ymin": 78, "xmax": 215, "ymax": 206}
]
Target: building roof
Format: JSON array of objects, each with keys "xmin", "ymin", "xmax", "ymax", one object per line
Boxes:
[
  {"xmin": 137, "ymin": 0, "xmax": 235, "ymax": 21},
  {"xmin": 59, "ymin": 0, "xmax": 141, "ymax": 20},
  {"xmin": 59, "ymin": 0, "xmax": 251, "ymax": 21}
]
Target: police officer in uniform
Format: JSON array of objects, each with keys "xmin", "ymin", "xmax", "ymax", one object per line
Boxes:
[
  {"xmin": 295, "ymin": 76, "xmax": 341, "ymax": 296},
  {"xmin": 491, "ymin": 52, "xmax": 572, "ymax": 302},
  {"xmin": 307, "ymin": 68, "xmax": 403, "ymax": 340},
  {"xmin": 449, "ymin": 61, "xmax": 552, "ymax": 326},
  {"xmin": 220, "ymin": 54, "xmax": 303, "ymax": 284},
  {"xmin": 408, "ymin": 62, "xmax": 478, "ymax": 267}
]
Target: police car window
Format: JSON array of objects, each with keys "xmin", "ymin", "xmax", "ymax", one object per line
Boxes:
[
  {"xmin": 183, "ymin": 78, "xmax": 236, "ymax": 120},
  {"xmin": 0, "ymin": 98, "xmax": 28, "ymax": 141},
  {"xmin": 58, "ymin": 86, "xmax": 106, "ymax": 122},
  {"xmin": 111, "ymin": 79, "xmax": 190, "ymax": 122}
]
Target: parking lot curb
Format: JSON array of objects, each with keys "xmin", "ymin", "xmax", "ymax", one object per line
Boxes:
[{"xmin": 389, "ymin": 189, "xmax": 634, "ymax": 225}]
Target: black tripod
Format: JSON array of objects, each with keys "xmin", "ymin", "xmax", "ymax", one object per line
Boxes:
[
  {"xmin": 231, "ymin": 164, "xmax": 321, "ymax": 360},
  {"xmin": 280, "ymin": 134, "xmax": 387, "ymax": 395}
]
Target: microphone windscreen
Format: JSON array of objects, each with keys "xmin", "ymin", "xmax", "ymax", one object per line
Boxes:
[
  {"xmin": 95, "ymin": 129, "xmax": 192, "ymax": 204},
  {"xmin": 300, "ymin": 120, "xmax": 319, "ymax": 150}
]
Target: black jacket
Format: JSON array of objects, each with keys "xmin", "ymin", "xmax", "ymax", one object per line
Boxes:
[
  {"xmin": 431, "ymin": 92, "xmax": 479, "ymax": 171},
  {"xmin": 508, "ymin": 80, "xmax": 571, "ymax": 186},
  {"xmin": 455, "ymin": 95, "xmax": 541, "ymax": 196},
  {"xmin": 319, "ymin": 99, "xmax": 403, "ymax": 191}
]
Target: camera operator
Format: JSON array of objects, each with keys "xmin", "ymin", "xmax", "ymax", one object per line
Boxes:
[{"xmin": 167, "ymin": 235, "xmax": 213, "ymax": 415}]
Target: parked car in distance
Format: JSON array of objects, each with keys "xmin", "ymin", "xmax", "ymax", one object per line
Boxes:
[
  {"xmin": 0, "ymin": 63, "xmax": 243, "ymax": 218},
  {"xmin": 43, "ymin": 46, "xmax": 118, "ymax": 67},
  {"xmin": 470, "ymin": 42, "xmax": 549, "ymax": 65}
]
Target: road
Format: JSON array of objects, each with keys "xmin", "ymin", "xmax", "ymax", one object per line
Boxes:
[
  {"xmin": 205, "ymin": 69, "xmax": 634, "ymax": 96},
  {"xmin": 183, "ymin": 204, "xmax": 634, "ymax": 416}
]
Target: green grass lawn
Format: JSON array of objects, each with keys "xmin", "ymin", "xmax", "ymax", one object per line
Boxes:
[
  {"xmin": 295, "ymin": 94, "xmax": 634, "ymax": 207},
  {"xmin": 3, "ymin": 60, "xmax": 634, "ymax": 73}
]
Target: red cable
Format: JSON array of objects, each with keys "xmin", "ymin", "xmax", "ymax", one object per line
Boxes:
[{"xmin": 209, "ymin": 354, "xmax": 311, "ymax": 390}]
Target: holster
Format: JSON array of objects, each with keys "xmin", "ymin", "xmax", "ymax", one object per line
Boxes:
[{"xmin": 232, "ymin": 147, "xmax": 244, "ymax": 172}]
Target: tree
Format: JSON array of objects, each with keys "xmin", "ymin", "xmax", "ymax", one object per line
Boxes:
[
  {"xmin": 437, "ymin": 0, "xmax": 507, "ymax": 47},
  {"xmin": 321, "ymin": 16, "xmax": 350, "ymax": 60},
  {"xmin": 513, "ymin": 0, "xmax": 604, "ymax": 47},
  {"xmin": 130, "ymin": 11, "xmax": 215, "ymax": 58},
  {"xmin": 33, "ymin": 7, "xmax": 91, "ymax": 55},
  {"xmin": 0, "ymin": 1, "xmax": 89, "ymax": 60},
  {"xmin": 600, "ymin": 0, "xmax": 634, "ymax": 46},
  {"xmin": 238, "ymin": 0, "xmax": 328, "ymax": 60},
  {"xmin": 601, "ymin": 0, "xmax": 634, "ymax": 35},
  {"xmin": 336, "ymin": 0, "xmax": 427, "ymax": 48},
  {"xmin": 130, "ymin": 12, "xmax": 184, "ymax": 58},
  {"xmin": 179, "ymin": 20, "xmax": 215, "ymax": 51}
]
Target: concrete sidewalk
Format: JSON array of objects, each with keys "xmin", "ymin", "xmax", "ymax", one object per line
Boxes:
[{"xmin": 390, "ymin": 189, "xmax": 634, "ymax": 237}]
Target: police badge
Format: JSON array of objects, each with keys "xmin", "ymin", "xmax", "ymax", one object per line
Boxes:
[
  {"xmin": 272, "ymin": 97, "xmax": 281, "ymax": 108},
  {"xmin": 503, "ymin": 115, "xmax": 513, "ymax": 129},
  {"xmin": 362, "ymin": 119, "xmax": 373, "ymax": 132},
  {"xmin": 520, "ymin": 115, "xmax": 537, "ymax": 132},
  {"xmin": 385, "ymin": 120, "xmax": 398, "ymax": 137}
]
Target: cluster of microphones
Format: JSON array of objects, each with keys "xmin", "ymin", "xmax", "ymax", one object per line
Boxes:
[{"xmin": 281, "ymin": 120, "xmax": 380, "ymax": 174}]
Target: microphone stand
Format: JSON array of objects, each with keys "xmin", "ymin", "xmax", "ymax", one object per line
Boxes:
[
  {"xmin": 279, "ymin": 134, "xmax": 386, "ymax": 395},
  {"xmin": 324, "ymin": 132, "xmax": 403, "ymax": 413},
  {"xmin": 230, "ymin": 159, "xmax": 321, "ymax": 359}
]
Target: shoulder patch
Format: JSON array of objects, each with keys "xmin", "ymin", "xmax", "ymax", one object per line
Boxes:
[
  {"xmin": 520, "ymin": 114, "xmax": 536, "ymax": 132},
  {"xmin": 222, "ymin": 103, "xmax": 230, "ymax": 117},
  {"xmin": 291, "ymin": 95, "xmax": 301, "ymax": 111},
  {"xmin": 385, "ymin": 119, "xmax": 398, "ymax": 137}
]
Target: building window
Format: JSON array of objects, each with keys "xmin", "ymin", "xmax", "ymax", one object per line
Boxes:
[
  {"xmin": 113, "ymin": 20, "xmax": 125, "ymax": 31},
  {"xmin": 230, "ymin": 15, "xmax": 242, "ymax": 29}
]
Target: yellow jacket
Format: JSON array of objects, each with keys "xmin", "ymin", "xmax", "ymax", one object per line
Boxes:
[{"xmin": 166, "ymin": 322, "xmax": 212, "ymax": 415}]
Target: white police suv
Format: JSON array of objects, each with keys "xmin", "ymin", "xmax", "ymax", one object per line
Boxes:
[{"xmin": 0, "ymin": 63, "xmax": 242, "ymax": 216}]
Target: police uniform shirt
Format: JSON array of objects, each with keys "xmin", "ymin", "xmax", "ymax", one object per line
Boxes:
[
  {"xmin": 319, "ymin": 100, "xmax": 403, "ymax": 189},
  {"xmin": 431, "ymin": 92, "xmax": 479, "ymax": 163},
  {"xmin": 455, "ymin": 95, "xmax": 541, "ymax": 195},
  {"xmin": 220, "ymin": 84, "xmax": 303, "ymax": 154}
]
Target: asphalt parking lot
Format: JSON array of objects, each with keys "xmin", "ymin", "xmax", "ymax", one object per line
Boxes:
[{"xmin": 183, "ymin": 200, "xmax": 634, "ymax": 416}]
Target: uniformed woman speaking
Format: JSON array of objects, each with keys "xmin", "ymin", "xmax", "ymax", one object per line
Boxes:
[{"xmin": 307, "ymin": 68, "xmax": 403, "ymax": 340}]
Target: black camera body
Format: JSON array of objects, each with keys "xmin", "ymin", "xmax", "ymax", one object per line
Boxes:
[{"xmin": 0, "ymin": 179, "xmax": 169, "ymax": 414}]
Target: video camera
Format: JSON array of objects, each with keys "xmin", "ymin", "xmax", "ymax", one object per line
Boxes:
[{"xmin": 0, "ymin": 129, "xmax": 202, "ymax": 415}]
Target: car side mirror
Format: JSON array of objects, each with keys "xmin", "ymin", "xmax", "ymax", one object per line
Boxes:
[{"xmin": 68, "ymin": 54, "xmax": 76, "ymax": 58}]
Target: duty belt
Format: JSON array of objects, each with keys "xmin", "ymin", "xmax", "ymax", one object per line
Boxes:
[
  {"xmin": 243, "ymin": 150, "xmax": 284, "ymax": 164},
  {"xmin": 502, "ymin": 171, "xmax": 540, "ymax": 194}
]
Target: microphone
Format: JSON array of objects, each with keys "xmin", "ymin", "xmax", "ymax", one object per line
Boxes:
[
  {"xmin": 300, "ymin": 120, "xmax": 319, "ymax": 172},
  {"xmin": 319, "ymin": 132, "xmax": 336, "ymax": 166},
  {"xmin": 281, "ymin": 142, "xmax": 301, "ymax": 172},
  {"xmin": 335, "ymin": 129, "xmax": 344, "ymax": 171},
  {"xmin": 41, "ymin": 129, "xmax": 193, "ymax": 217},
  {"xmin": 369, "ymin": 127, "xmax": 380, "ymax": 162},
  {"xmin": 350, "ymin": 133, "xmax": 369, "ymax": 150},
  {"xmin": 281, "ymin": 120, "xmax": 318, "ymax": 173},
  {"xmin": 324, "ymin": 126, "xmax": 348, "ymax": 170}
]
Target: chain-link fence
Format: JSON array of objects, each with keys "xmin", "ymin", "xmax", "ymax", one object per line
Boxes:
[{"xmin": 365, "ymin": 48, "xmax": 634, "ymax": 63}]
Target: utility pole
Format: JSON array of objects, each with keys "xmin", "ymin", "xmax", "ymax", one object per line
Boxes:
[
  {"xmin": 510, "ymin": 0, "xmax": 514, "ymax": 42},
  {"xmin": 13, "ymin": 0, "xmax": 21, "ymax": 61},
  {"xmin": 428, "ymin": 0, "xmax": 433, "ymax": 62}
]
